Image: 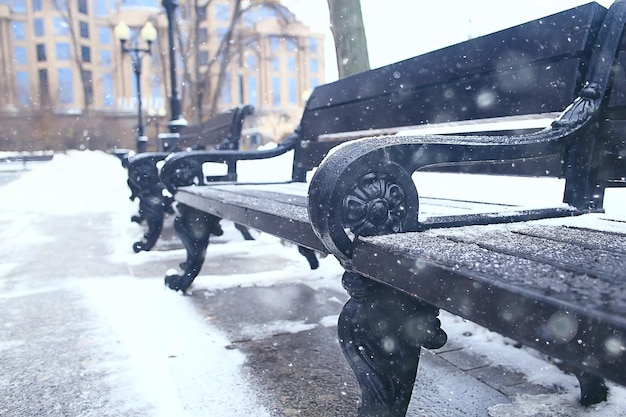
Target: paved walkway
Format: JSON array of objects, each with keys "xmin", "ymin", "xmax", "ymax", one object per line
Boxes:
[{"xmin": 0, "ymin": 152, "xmax": 622, "ymax": 416}]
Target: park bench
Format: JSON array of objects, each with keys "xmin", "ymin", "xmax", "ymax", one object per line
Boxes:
[
  {"xmin": 125, "ymin": 105, "xmax": 254, "ymax": 252},
  {"xmin": 159, "ymin": 2, "xmax": 626, "ymax": 415},
  {"xmin": 0, "ymin": 151, "xmax": 54, "ymax": 169}
]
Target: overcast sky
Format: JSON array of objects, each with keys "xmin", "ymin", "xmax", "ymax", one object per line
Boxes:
[{"xmin": 281, "ymin": 0, "xmax": 615, "ymax": 81}]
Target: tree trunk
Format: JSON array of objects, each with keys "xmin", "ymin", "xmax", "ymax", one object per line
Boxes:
[{"xmin": 327, "ymin": 0, "xmax": 370, "ymax": 78}]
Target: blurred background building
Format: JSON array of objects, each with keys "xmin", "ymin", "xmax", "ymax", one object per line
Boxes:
[{"xmin": 0, "ymin": 0, "xmax": 325, "ymax": 150}]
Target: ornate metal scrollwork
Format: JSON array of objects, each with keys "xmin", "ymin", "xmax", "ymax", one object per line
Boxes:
[
  {"xmin": 309, "ymin": 160, "xmax": 419, "ymax": 263},
  {"xmin": 128, "ymin": 159, "xmax": 160, "ymax": 191},
  {"xmin": 552, "ymin": 82, "xmax": 602, "ymax": 129},
  {"xmin": 127, "ymin": 157, "xmax": 173, "ymax": 252},
  {"xmin": 339, "ymin": 272, "xmax": 447, "ymax": 416},
  {"xmin": 164, "ymin": 204, "xmax": 221, "ymax": 292},
  {"xmin": 166, "ymin": 157, "xmax": 204, "ymax": 189},
  {"xmin": 343, "ymin": 172, "xmax": 412, "ymax": 238}
]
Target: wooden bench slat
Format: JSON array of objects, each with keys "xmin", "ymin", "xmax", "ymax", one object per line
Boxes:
[
  {"xmin": 433, "ymin": 225, "xmax": 626, "ymax": 282},
  {"xmin": 355, "ymin": 219, "xmax": 626, "ymax": 318},
  {"xmin": 351, "ymin": 218, "xmax": 626, "ymax": 385},
  {"xmin": 176, "ymin": 184, "xmax": 326, "ymax": 253},
  {"xmin": 501, "ymin": 224, "xmax": 626, "ymax": 255}
]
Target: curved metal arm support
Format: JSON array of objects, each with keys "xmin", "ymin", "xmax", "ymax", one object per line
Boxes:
[
  {"xmin": 160, "ymin": 135, "xmax": 298, "ymax": 193},
  {"xmin": 127, "ymin": 152, "xmax": 171, "ymax": 196},
  {"xmin": 308, "ymin": 0, "xmax": 626, "ymax": 264},
  {"xmin": 216, "ymin": 105, "xmax": 255, "ymax": 150}
]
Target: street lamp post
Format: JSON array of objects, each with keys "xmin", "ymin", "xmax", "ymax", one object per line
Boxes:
[
  {"xmin": 115, "ymin": 21, "xmax": 157, "ymax": 153},
  {"xmin": 160, "ymin": 0, "xmax": 188, "ymax": 151}
]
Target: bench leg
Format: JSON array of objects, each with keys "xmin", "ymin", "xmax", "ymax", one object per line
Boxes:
[
  {"xmin": 132, "ymin": 188, "xmax": 173, "ymax": 253},
  {"xmin": 338, "ymin": 272, "xmax": 447, "ymax": 417},
  {"xmin": 297, "ymin": 246, "xmax": 319, "ymax": 269},
  {"xmin": 572, "ymin": 369, "xmax": 608, "ymax": 406},
  {"xmin": 164, "ymin": 203, "xmax": 221, "ymax": 292},
  {"xmin": 234, "ymin": 223, "xmax": 255, "ymax": 240}
]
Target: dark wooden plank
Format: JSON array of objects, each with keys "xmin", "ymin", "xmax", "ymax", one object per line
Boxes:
[
  {"xmin": 300, "ymin": 3, "xmax": 606, "ymax": 140},
  {"xmin": 178, "ymin": 109, "xmax": 238, "ymax": 149},
  {"xmin": 350, "ymin": 218, "xmax": 626, "ymax": 386},
  {"xmin": 303, "ymin": 59, "xmax": 585, "ymax": 139},
  {"xmin": 175, "ymin": 184, "xmax": 326, "ymax": 253}
]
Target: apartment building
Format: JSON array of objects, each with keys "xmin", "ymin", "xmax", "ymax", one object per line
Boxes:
[{"xmin": 0, "ymin": 0, "xmax": 325, "ymax": 149}]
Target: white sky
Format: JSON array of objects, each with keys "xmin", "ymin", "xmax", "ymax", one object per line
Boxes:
[{"xmin": 282, "ymin": 0, "xmax": 616, "ymax": 81}]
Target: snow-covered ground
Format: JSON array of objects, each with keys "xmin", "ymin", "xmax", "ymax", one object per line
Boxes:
[{"xmin": 0, "ymin": 150, "xmax": 624, "ymax": 416}]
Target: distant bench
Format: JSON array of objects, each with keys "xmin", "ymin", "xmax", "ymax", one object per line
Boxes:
[
  {"xmin": 158, "ymin": 2, "xmax": 626, "ymax": 416},
  {"xmin": 0, "ymin": 152, "xmax": 53, "ymax": 169},
  {"xmin": 125, "ymin": 105, "xmax": 253, "ymax": 252}
]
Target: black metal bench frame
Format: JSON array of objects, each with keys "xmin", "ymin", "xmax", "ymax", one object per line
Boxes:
[
  {"xmin": 125, "ymin": 105, "xmax": 253, "ymax": 252},
  {"xmin": 159, "ymin": 2, "xmax": 626, "ymax": 415}
]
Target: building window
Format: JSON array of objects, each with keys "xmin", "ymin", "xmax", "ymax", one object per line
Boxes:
[
  {"xmin": 271, "ymin": 77, "xmax": 281, "ymax": 106},
  {"xmin": 14, "ymin": 46, "xmax": 27, "ymax": 65},
  {"xmin": 246, "ymin": 54, "xmax": 257, "ymax": 69},
  {"xmin": 78, "ymin": 0, "xmax": 88, "ymax": 14},
  {"xmin": 12, "ymin": 22, "xmax": 25, "ymax": 40},
  {"xmin": 98, "ymin": 26, "xmax": 110, "ymax": 44},
  {"xmin": 36, "ymin": 44, "xmax": 46, "ymax": 61},
  {"xmin": 32, "ymin": 0, "xmax": 42, "ymax": 11},
  {"xmin": 150, "ymin": 74, "xmax": 162, "ymax": 100},
  {"xmin": 100, "ymin": 50, "xmax": 111, "ymax": 66},
  {"xmin": 16, "ymin": 71, "xmax": 30, "ymax": 106},
  {"xmin": 56, "ymin": 43, "xmax": 71, "ymax": 60},
  {"xmin": 247, "ymin": 76, "xmax": 258, "ymax": 107},
  {"xmin": 309, "ymin": 38, "xmax": 318, "ymax": 53},
  {"xmin": 197, "ymin": 3, "xmax": 207, "ymax": 21},
  {"xmin": 310, "ymin": 78, "xmax": 319, "ymax": 90},
  {"xmin": 271, "ymin": 57, "xmax": 280, "ymax": 72},
  {"xmin": 82, "ymin": 70, "xmax": 93, "ymax": 104},
  {"xmin": 38, "ymin": 69, "xmax": 50, "ymax": 107},
  {"xmin": 216, "ymin": 3, "xmax": 229, "ymax": 21},
  {"xmin": 287, "ymin": 57, "xmax": 296, "ymax": 72},
  {"xmin": 34, "ymin": 18, "xmax": 44, "ymax": 37},
  {"xmin": 198, "ymin": 28, "xmax": 208, "ymax": 44},
  {"xmin": 79, "ymin": 21, "xmax": 89, "ymax": 38},
  {"xmin": 288, "ymin": 77, "xmax": 297, "ymax": 104},
  {"xmin": 309, "ymin": 58, "xmax": 318, "ymax": 73},
  {"xmin": 57, "ymin": 68, "xmax": 74, "ymax": 104},
  {"xmin": 81, "ymin": 46, "xmax": 91, "ymax": 63},
  {"xmin": 198, "ymin": 50, "xmax": 209, "ymax": 65},
  {"xmin": 220, "ymin": 73, "xmax": 231, "ymax": 104},
  {"xmin": 102, "ymin": 73, "xmax": 114, "ymax": 107},
  {"xmin": 270, "ymin": 37, "xmax": 280, "ymax": 52},
  {"xmin": 286, "ymin": 38, "xmax": 297, "ymax": 52},
  {"xmin": 54, "ymin": 17, "xmax": 70, "ymax": 36},
  {"xmin": 12, "ymin": 0, "xmax": 26, "ymax": 13}
]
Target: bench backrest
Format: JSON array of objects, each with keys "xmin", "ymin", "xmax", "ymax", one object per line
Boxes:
[
  {"xmin": 291, "ymin": 2, "xmax": 607, "ymax": 181},
  {"xmin": 599, "ymin": 37, "xmax": 626, "ymax": 188},
  {"xmin": 175, "ymin": 105, "xmax": 253, "ymax": 151}
]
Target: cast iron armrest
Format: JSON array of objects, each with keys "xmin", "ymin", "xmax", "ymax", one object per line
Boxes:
[
  {"xmin": 126, "ymin": 151, "xmax": 170, "ymax": 201},
  {"xmin": 307, "ymin": 123, "xmax": 582, "ymax": 264},
  {"xmin": 160, "ymin": 134, "xmax": 298, "ymax": 194},
  {"xmin": 308, "ymin": 1, "xmax": 626, "ymax": 265}
]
